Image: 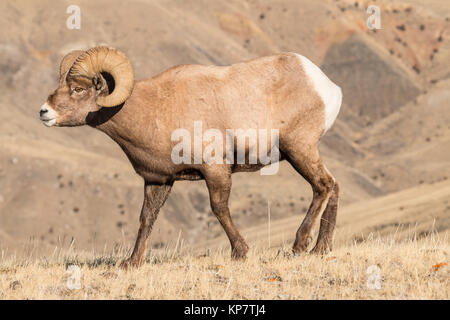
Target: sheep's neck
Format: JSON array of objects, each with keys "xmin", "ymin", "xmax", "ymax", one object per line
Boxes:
[{"xmin": 90, "ymin": 103, "xmax": 137, "ymax": 143}]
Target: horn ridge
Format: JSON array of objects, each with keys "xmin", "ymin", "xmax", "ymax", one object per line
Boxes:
[{"xmin": 68, "ymin": 46, "xmax": 135, "ymax": 107}]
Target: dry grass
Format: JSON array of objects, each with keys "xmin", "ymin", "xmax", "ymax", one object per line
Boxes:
[{"xmin": 0, "ymin": 232, "xmax": 448, "ymax": 300}]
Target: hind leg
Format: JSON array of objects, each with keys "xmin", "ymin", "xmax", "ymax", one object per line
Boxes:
[
  {"xmin": 311, "ymin": 182, "xmax": 339, "ymax": 253},
  {"xmin": 285, "ymin": 145, "xmax": 336, "ymax": 254}
]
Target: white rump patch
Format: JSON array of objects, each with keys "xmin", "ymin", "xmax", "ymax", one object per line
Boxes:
[{"xmin": 296, "ymin": 54, "xmax": 342, "ymax": 134}]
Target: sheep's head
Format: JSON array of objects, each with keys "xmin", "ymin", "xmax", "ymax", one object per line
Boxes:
[{"xmin": 40, "ymin": 46, "xmax": 134, "ymax": 127}]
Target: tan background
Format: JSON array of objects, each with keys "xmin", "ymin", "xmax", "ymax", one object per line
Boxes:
[{"xmin": 0, "ymin": 0, "xmax": 449, "ymax": 257}]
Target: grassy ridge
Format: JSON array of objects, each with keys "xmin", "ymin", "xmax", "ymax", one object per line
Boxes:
[{"xmin": 0, "ymin": 233, "xmax": 448, "ymax": 299}]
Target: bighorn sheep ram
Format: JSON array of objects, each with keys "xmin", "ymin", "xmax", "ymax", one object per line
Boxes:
[{"xmin": 40, "ymin": 46, "xmax": 342, "ymax": 268}]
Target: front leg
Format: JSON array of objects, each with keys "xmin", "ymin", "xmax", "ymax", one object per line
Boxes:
[
  {"xmin": 203, "ymin": 165, "xmax": 249, "ymax": 260},
  {"xmin": 119, "ymin": 181, "xmax": 173, "ymax": 269}
]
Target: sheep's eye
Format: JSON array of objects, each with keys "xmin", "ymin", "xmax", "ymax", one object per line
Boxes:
[{"xmin": 73, "ymin": 87, "xmax": 84, "ymax": 93}]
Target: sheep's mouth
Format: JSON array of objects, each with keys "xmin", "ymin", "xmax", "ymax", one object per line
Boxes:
[{"xmin": 41, "ymin": 118, "xmax": 57, "ymax": 127}]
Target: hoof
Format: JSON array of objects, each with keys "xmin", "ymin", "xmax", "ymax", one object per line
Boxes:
[
  {"xmin": 310, "ymin": 242, "xmax": 332, "ymax": 255},
  {"xmin": 231, "ymin": 241, "xmax": 249, "ymax": 260},
  {"xmin": 231, "ymin": 250, "xmax": 247, "ymax": 260},
  {"xmin": 292, "ymin": 236, "xmax": 312, "ymax": 255},
  {"xmin": 292, "ymin": 244, "xmax": 308, "ymax": 255},
  {"xmin": 118, "ymin": 258, "xmax": 142, "ymax": 270}
]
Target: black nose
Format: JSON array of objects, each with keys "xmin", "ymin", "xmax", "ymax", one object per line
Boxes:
[{"xmin": 40, "ymin": 109, "xmax": 48, "ymax": 116}]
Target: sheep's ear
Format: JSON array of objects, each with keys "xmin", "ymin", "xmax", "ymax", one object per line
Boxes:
[{"xmin": 92, "ymin": 74, "xmax": 107, "ymax": 93}]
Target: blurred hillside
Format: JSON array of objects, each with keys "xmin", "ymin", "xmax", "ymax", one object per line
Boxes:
[{"xmin": 0, "ymin": 0, "xmax": 449, "ymax": 256}]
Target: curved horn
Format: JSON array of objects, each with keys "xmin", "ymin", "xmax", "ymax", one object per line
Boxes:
[
  {"xmin": 59, "ymin": 50, "xmax": 84, "ymax": 79},
  {"xmin": 68, "ymin": 46, "xmax": 135, "ymax": 107}
]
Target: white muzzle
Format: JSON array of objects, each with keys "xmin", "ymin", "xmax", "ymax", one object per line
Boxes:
[{"xmin": 40, "ymin": 103, "xmax": 58, "ymax": 127}]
